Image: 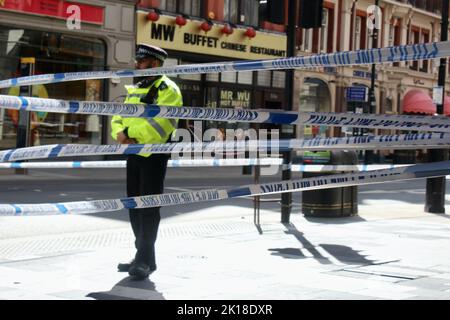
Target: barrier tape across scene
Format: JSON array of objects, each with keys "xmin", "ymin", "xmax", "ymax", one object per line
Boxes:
[
  {"xmin": 1, "ymin": 42, "xmax": 450, "ymax": 214},
  {"xmin": 1, "ymin": 133, "xmax": 449, "ymax": 162},
  {"xmin": 0, "ymin": 41, "xmax": 448, "ymax": 88},
  {"xmin": 0, "ymin": 159, "xmax": 416, "ymax": 172},
  {"xmin": 1, "ymin": 95, "xmax": 450, "ymax": 132},
  {"xmin": 1, "ymin": 160, "xmax": 449, "ymax": 216}
]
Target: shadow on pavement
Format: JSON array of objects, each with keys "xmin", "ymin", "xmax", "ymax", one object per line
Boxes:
[
  {"xmin": 318, "ymin": 244, "xmax": 375, "ymax": 265},
  {"xmin": 267, "ymin": 223, "xmax": 376, "ymax": 266},
  {"xmin": 268, "ymin": 223, "xmax": 332, "ymax": 265},
  {"xmin": 86, "ymin": 276, "xmax": 165, "ymax": 300}
]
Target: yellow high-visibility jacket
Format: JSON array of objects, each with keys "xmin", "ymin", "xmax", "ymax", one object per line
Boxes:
[{"xmin": 111, "ymin": 75, "xmax": 183, "ymax": 157}]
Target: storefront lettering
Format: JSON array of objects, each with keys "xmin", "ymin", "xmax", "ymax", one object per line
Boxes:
[
  {"xmin": 221, "ymin": 42, "xmax": 246, "ymax": 52},
  {"xmin": 250, "ymin": 46, "xmax": 286, "ymax": 57},
  {"xmin": 184, "ymin": 33, "xmax": 218, "ymax": 48},
  {"xmin": 147, "ymin": 21, "xmax": 285, "ymax": 58},
  {"xmin": 220, "ymin": 90, "xmax": 251, "ymax": 108},
  {"xmin": 151, "ymin": 23, "xmax": 175, "ymax": 42}
]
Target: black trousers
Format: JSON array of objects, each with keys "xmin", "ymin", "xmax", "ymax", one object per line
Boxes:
[{"xmin": 126, "ymin": 154, "xmax": 169, "ymax": 268}]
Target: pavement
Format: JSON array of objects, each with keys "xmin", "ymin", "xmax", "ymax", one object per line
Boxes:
[{"xmin": 1, "ymin": 166, "xmax": 450, "ymax": 300}]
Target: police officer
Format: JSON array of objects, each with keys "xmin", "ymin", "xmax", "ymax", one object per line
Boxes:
[{"xmin": 112, "ymin": 43, "xmax": 183, "ymax": 279}]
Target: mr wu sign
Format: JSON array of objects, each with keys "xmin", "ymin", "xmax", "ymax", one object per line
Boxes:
[{"xmin": 220, "ymin": 89, "xmax": 251, "ymax": 108}]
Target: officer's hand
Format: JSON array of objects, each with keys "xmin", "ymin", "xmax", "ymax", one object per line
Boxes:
[
  {"xmin": 116, "ymin": 131, "xmax": 128, "ymax": 144},
  {"xmin": 124, "ymin": 138, "xmax": 137, "ymax": 144}
]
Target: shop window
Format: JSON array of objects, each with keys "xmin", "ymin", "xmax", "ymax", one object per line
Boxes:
[
  {"xmin": 272, "ymin": 71, "xmax": 285, "ymax": 88},
  {"xmin": 164, "ymin": 57, "xmax": 179, "ymax": 78},
  {"xmin": 300, "ymin": 78, "xmax": 331, "ymax": 138},
  {"xmin": 0, "ymin": 27, "xmax": 106, "ymax": 150},
  {"xmin": 164, "ymin": 57, "xmax": 178, "ymax": 67},
  {"xmin": 205, "ymin": 87, "xmax": 218, "ymax": 108},
  {"xmin": 179, "ymin": 60, "xmax": 202, "ymax": 81},
  {"xmin": 221, "ymin": 71, "xmax": 237, "ymax": 83},
  {"xmin": 237, "ymin": 71, "xmax": 253, "ymax": 85},
  {"xmin": 206, "ymin": 73, "xmax": 219, "ymax": 82},
  {"xmin": 224, "ymin": 0, "xmax": 259, "ymax": 26},
  {"xmin": 257, "ymin": 70, "xmax": 271, "ymax": 87}
]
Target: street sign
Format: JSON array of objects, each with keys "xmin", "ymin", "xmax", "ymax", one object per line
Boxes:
[
  {"xmin": 433, "ymin": 86, "xmax": 443, "ymax": 105},
  {"xmin": 346, "ymin": 86, "xmax": 368, "ymax": 102}
]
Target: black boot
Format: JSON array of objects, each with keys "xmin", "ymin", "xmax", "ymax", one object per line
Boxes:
[
  {"xmin": 129, "ymin": 262, "xmax": 153, "ymax": 280},
  {"xmin": 117, "ymin": 259, "xmax": 135, "ymax": 272}
]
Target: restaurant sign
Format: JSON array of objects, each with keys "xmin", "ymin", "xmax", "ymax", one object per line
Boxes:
[{"xmin": 137, "ymin": 12, "xmax": 287, "ymax": 60}]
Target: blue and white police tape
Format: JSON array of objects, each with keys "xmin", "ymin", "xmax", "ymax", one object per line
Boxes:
[
  {"xmin": 0, "ymin": 41, "xmax": 448, "ymax": 88},
  {"xmin": 1, "ymin": 134, "xmax": 449, "ymax": 162},
  {"xmin": 1, "ymin": 160, "xmax": 449, "ymax": 216},
  {"xmin": 1, "ymin": 94, "xmax": 449, "ymax": 132},
  {"xmin": 288, "ymin": 164, "xmax": 411, "ymax": 172},
  {"xmin": 0, "ymin": 158, "xmax": 284, "ymax": 169},
  {"xmin": 0, "ymin": 160, "xmax": 414, "ymax": 171}
]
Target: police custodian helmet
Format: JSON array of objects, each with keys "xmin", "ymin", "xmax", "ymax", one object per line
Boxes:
[{"xmin": 135, "ymin": 43, "xmax": 168, "ymax": 62}]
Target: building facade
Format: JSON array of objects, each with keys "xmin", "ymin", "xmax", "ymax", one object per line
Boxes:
[
  {"xmin": 296, "ymin": 0, "xmax": 449, "ymax": 141},
  {"xmin": 0, "ymin": 0, "xmax": 136, "ymax": 151},
  {"xmin": 0, "ymin": 0, "xmax": 446, "ymax": 160}
]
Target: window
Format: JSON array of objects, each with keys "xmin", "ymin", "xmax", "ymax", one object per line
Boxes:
[
  {"xmin": 301, "ymin": 28, "xmax": 313, "ymax": 52},
  {"xmin": 0, "ymin": 27, "xmax": 106, "ymax": 149},
  {"xmin": 367, "ymin": 28, "xmax": 373, "ymax": 49},
  {"xmin": 257, "ymin": 70, "xmax": 271, "ymax": 86},
  {"xmin": 272, "ymin": 71, "xmax": 286, "ymax": 88},
  {"xmin": 221, "ymin": 71, "xmax": 237, "ymax": 83},
  {"xmin": 354, "ymin": 16, "xmax": 362, "ymax": 50},
  {"xmin": 320, "ymin": 8, "xmax": 328, "ymax": 53},
  {"xmin": 159, "ymin": 0, "xmax": 202, "ymax": 16},
  {"xmin": 179, "ymin": 0, "xmax": 201, "ymax": 16},
  {"xmin": 159, "ymin": 0, "xmax": 176, "ymax": 12},
  {"xmin": 410, "ymin": 28, "xmax": 420, "ymax": 71},
  {"xmin": 388, "ymin": 24, "xmax": 395, "ymax": 47},
  {"xmin": 390, "ymin": 20, "xmax": 401, "ymax": 67},
  {"xmin": 420, "ymin": 31, "xmax": 430, "ymax": 72},
  {"xmin": 206, "ymin": 73, "xmax": 219, "ymax": 82},
  {"xmin": 179, "ymin": 60, "xmax": 202, "ymax": 81},
  {"xmin": 237, "ymin": 71, "xmax": 253, "ymax": 84},
  {"xmin": 224, "ymin": 0, "xmax": 259, "ymax": 26},
  {"xmin": 224, "ymin": 0, "xmax": 239, "ymax": 23}
]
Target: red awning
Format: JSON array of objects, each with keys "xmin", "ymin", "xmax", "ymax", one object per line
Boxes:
[
  {"xmin": 403, "ymin": 89, "xmax": 450, "ymax": 115},
  {"xmin": 444, "ymin": 97, "xmax": 450, "ymax": 115}
]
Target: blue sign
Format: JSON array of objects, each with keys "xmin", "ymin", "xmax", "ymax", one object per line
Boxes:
[
  {"xmin": 346, "ymin": 86, "xmax": 368, "ymax": 102},
  {"xmin": 353, "ymin": 70, "xmax": 377, "ymax": 79}
]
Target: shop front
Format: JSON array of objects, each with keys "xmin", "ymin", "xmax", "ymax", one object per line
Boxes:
[
  {"xmin": 136, "ymin": 10, "xmax": 287, "ymax": 140},
  {"xmin": 0, "ymin": 0, "xmax": 136, "ymax": 151}
]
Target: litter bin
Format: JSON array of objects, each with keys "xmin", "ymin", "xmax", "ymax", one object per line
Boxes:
[{"xmin": 302, "ymin": 150, "xmax": 358, "ymax": 217}]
